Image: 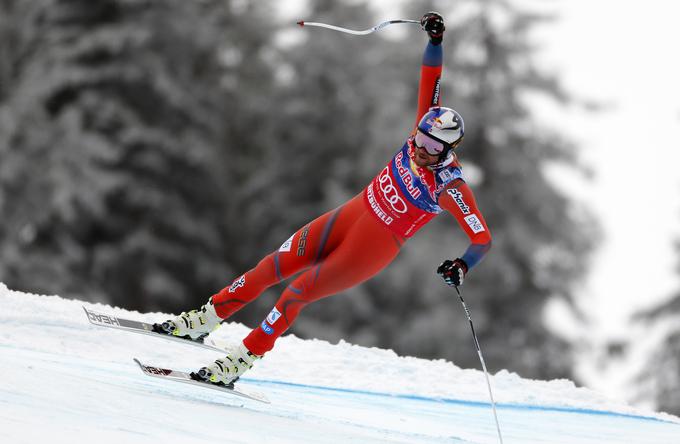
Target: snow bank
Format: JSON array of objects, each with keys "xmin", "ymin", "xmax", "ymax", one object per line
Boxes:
[{"xmin": 1, "ymin": 282, "xmax": 676, "ymax": 423}]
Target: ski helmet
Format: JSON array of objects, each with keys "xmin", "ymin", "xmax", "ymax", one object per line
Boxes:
[{"xmin": 415, "ymin": 107, "xmax": 464, "ymax": 158}]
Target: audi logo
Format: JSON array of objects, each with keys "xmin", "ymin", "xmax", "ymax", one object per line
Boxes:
[{"xmin": 378, "ymin": 167, "xmax": 408, "ymax": 214}]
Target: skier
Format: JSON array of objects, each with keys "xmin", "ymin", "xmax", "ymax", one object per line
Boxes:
[{"xmin": 157, "ymin": 12, "xmax": 492, "ymax": 387}]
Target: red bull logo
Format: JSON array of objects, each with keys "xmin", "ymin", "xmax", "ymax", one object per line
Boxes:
[{"xmin": 395, "ymin": 152, "xmax": 422, "ymax": 199}]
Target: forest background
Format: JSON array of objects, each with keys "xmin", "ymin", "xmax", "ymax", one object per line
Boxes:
[{"xmin": 1, "ymin": 0, "xmax": 678, "ymax": 415}]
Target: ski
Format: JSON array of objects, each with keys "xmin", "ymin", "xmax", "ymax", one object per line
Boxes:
[
  {"xmin": 82, "ymin": 306, "xmax": 225, "ymax": 353},
  {"xmin": 133, "ymin": 358, "xmax": 270, "ymax": 404}
]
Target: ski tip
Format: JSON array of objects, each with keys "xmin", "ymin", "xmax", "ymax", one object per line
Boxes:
[
  {"xmin": 82, "ymin": 306, "xmax": 95, "ymax": 324},
  {"xmin": 296, "ymin": 20, "xmax": 304, "ymax": 27}
]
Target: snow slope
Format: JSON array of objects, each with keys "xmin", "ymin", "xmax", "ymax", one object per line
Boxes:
[{"xmin": 1, "ymin": 283, "xmax": 678, "ymax": 444}]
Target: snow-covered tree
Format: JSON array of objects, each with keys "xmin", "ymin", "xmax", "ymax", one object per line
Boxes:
[
  {"xmin": 635, "ymin": 237, "xmax": 680, "ymax": 415},
  {"xmin": 0, "ymin": 0, "xmax": 275, "ymax": 310}
]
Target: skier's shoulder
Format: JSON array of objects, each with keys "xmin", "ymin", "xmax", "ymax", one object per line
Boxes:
[{"xmin": 432, "ymin": 154, "xmax": 464, "ymax": 189}]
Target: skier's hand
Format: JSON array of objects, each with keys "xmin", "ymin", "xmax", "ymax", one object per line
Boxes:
[
  {"xmin": 421, "ymin": 11, "xmax": 445, "ymax": 45},
  {"xmin": 437, "ymin": 258, "xmax": 467, "ymax": 287}
]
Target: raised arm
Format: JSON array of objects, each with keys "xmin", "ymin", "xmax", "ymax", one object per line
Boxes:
[{"xmin": 414, "ymin": 12, "xmax": 446, "ymax": 131}]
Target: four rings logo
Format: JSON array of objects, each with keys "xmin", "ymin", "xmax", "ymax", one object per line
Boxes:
[{"xmin": 378, "ymin": 167, "xmax": 407, "ymax": 214}]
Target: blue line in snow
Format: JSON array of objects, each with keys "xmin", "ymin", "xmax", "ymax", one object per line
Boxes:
[{"xmin": 241, "ymin": 378, "xmax": 679, "ymax": 425}]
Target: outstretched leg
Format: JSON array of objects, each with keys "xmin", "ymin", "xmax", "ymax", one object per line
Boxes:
[
  {"xmin": 189, "ymin": 195, "xmax": 405, "ymax": 386},
  {"xmin": 159, "ymin": 202, "xmax": 346, "ymax": 339},
  {"xmin": 210, "ymin": 202, "xmax": 348, "ymax": 319},
  {"xmin": 243, "ymin": 209, "xmax": 404, "ymax": 355}
]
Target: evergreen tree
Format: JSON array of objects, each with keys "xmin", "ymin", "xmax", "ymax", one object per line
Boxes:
[
  {"xmin": 634, "ymin": 238, "xmax": 680, "ymax": 415},
  {"xmin": 0, "ymin": 0, "xmax": 276, "ymax": 311}
]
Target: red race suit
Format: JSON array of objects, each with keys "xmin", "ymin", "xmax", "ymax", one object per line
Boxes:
[{"xmin": 210, "ymin": 41, "xmax": 492, "ymax": 356}]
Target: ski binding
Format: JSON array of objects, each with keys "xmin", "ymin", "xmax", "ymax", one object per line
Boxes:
[
  {"xmin": 133, "ymin": 358, "xmax": 270, "ymax": 404},
  {"xmin": 82, "ymin": 306, "xmax": 225, "ymax": 352}
]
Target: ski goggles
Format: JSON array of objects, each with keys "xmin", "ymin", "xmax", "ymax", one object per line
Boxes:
[{"xmin": 414, "ymin": 130, "xmax": 446, "ymax": 156}]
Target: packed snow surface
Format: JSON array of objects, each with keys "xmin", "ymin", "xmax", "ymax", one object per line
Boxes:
[{"xmin": 1, "ymin": 283, "xmax": 678, "ymax": 443}]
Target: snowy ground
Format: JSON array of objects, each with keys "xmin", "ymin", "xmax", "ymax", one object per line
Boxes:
[{"xmin": 1, "ymin": 283, "xmax": 678, "ymax": 444}]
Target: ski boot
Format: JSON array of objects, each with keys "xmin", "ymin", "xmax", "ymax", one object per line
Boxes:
[
  {"xmin": 191, "ymin": 342, "xmax": 260, "ymax": 388},
  {"xmin": 154, "ymin": 298, "xmax": 222, "ymax": 340}
]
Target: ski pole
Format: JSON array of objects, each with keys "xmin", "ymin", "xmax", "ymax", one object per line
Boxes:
[
  {"xmin": 296, "ymin": 19, "xmax": 420, "ymax": 36},
  {"xmin": 455, "ymin": 286, "xmax": 504, "ymax": 444}
]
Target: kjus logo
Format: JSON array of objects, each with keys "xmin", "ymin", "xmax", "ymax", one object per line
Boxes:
[
  {"xmin": 228, "ymin": 275, "xmax": 246, "ymax": 293},
  {"xmin": 378, "ymin": 167, "xmax": 407, "ymax": 214},
  {"xmin": 446, "ymin": 188, "xmax": 471, "ymax": 215},
  {"xmin": 297, "ymin": 224, "xmax": 310, "ymax": 256}
]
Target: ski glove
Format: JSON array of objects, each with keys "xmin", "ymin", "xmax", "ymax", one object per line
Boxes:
[
  {"xmin": 437, "ymin": 258, "xmax": 468, "ymax": 287},
  {"xmin": 421, "ymin": 11, "xmax": 445, "ymax": 45}
]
